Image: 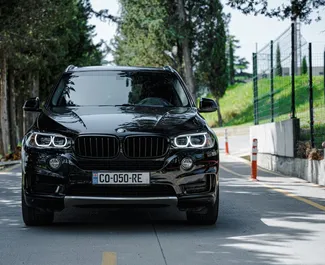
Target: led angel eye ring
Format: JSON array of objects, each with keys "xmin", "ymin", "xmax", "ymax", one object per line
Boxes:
[
  {"xmin": 34, "ymin": 134, "xmax": 52, "ymax": 147},
  {"xmin": 189, "ymin": 134, "xmax": 207, "ymax": 147},
  {"xmin": 53, "ymin": 136, "xmax": 68, "ymax": 147},
  {"xmin": 174, "ymin": 136, "xmax": 190, "ymax": 148}
]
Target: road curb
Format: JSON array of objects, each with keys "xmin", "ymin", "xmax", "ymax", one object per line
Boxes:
[{"xmin": 0, "ymin": 161, "xmax": 21, "ymax": 171}]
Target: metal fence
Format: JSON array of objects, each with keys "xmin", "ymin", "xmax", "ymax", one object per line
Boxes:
[{"xmin": 253, "ymin": 22, "xmax": 325, "ymax": 150}]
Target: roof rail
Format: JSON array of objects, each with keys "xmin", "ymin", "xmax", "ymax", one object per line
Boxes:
[
  {"xmin": 65, "ymin": 65, "xmax": 77, "ymax": 72},
  {"xmin": 163, "ymin": 65, "xmax": 174, "ymax": 72}
]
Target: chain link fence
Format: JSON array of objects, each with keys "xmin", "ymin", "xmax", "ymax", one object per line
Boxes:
[{"xmin": 253, "ymin": 23, "xmax": 325, "ymax": 151}]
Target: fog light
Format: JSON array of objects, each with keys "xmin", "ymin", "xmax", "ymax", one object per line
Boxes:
[
  {"xmin": 181, "ymin": 157, "xmax": 193, "ymax": 170},
  {"xmin": 48, "ymin": 157, "xmax": 61, "ymax": 170}
]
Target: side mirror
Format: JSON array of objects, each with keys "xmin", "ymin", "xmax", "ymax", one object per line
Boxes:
[
  {"xmin": 199, "ymin": 98, "xmax": 218, "ymax": 113},
  {"xmin": 23, "ymin": 97, "xmax": 41, "ymax": 112}
]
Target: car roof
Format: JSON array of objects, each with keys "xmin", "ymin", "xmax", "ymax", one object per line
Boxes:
[{"xmin": 65, "ymin": 65, "xmax": 175, "ymax": 73}]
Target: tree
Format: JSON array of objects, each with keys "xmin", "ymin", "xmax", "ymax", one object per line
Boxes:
[
  {"xmin": 112, "ymin": 0, "xmax": 173, "ymax": 67},
  {"xmin": 195, "ymin": 0, "xmax": 227, "ymax": 126},
  {"xmin": 226, "ymin": 36, "xmax": 249, "ymax": 84},
  {"xmin": 276, "ymin": 43, "xmax": 283, "ymax": 77},
  {"xmin": 112, "ymin": 0, "xmax": 229, "ymax": 125},
  {"xmin": 226, "ymin": 0, "xmax": 325, "ymax": 24},
  {"xmin": 0, "ymin": 0, "xmax": 106, "ymax": 157},
  {"xmin": 112, "ymin": 0, "xmax": 198, "ymax": 100},
  {"xmin": 301, "ymin": 55, "xmax": 308, "ymax": 74},
  {"xmin": 235, "ymin": 57, "xmax": 250, "ymax": 79},
  {"xmin": 228, "ymin": 38, "xmax": 235, "ymax": 85},
  {"xmin": 176, "ymin": 0, "xmax": 196, "ymax": 100}
]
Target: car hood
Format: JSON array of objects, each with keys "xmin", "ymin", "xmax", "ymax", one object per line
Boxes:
[{"xmin": 36, "ymin": 106, "xmax": 207, "ymax": 136}]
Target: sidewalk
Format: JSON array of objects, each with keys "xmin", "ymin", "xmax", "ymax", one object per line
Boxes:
[{"xmin": 221, "ymin": 152, "xmax": 325, "ymax": 211}]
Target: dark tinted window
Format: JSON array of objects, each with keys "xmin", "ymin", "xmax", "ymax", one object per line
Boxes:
[{"xmin": 51, "ymin": 71, "xmax": 190, "ymax": 107}]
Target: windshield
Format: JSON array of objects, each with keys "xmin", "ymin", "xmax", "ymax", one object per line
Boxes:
[{"xmin": 50, "ymin": 70, "xmax": 190, "ymax": 108}]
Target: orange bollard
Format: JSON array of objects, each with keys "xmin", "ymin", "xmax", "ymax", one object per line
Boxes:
[
  {"xmin": 225, "ymin": 129, "xmax": 229, "ymax": 155},
  {"xmin": 251, "ymin": 138, "xmax": 258, "ymax": 181}
]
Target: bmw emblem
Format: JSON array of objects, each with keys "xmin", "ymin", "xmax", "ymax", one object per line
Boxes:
[{"xmin": 117, "ymin": 128, "xmax": 126, "ymax": 133}]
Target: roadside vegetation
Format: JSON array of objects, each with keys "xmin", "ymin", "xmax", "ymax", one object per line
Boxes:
[
  {"xmin": 202, "ymin": 75, "xmax": 324, "ymax": 129},
  {"xmin": 0, "ymin": 0, "xmax": 115, "ymax": 159}
]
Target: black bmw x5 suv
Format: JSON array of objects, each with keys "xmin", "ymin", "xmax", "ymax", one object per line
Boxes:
[{"xmin": 21, "ymin": 65, "xmax": 220, "ymax": 226}]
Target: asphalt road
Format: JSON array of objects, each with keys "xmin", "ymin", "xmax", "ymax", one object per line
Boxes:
[{"xmin": 1, "ymin": 150, "xmax": 325, "ymax": 265}]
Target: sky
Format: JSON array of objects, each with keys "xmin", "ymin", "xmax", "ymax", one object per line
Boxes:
[{"xmin": 89, "ymin": 0, "xmax": 325, "ymax": 72}]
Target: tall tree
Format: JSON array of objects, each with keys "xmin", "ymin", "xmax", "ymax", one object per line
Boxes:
[
  {"xmin": 112, "ymin": 0, "xmax": 173, "ymax": 67},
  {"xmin": 0, "ymin": 0, "xmax": 106, "ymax": 157},
  {"xmin": 112, "ymin": 0, "xmax": 198, "ymax": 99},
  {"xmin": 227, "ymin": 36, "xmax": 240, "ymax": 84},
  {"xmin": 228, "ymin": 38, "xmax": 235, "ymax": 85},
  {"xmin": 195, "ymin": 0, "xmax": 227, "ymax": 126},
  {"xmin": 235, "ymin": 57, "xmax": 250, "ymax": 76},
  {"xmin": 276, "ymin": 43, "xmax": 283, "ymax": 77},
  {"xmin": 176, "ymin": 0, "xmax": 196, "ymax": 100},
  {"xmin": 226, "ymin": 35, "xmax": 249, "ymax": 84},
  {"xmin": 301, "ymin": 55, "xmax": 308, "ymax": 74}
]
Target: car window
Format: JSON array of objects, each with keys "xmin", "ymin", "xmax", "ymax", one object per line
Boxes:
[{"xmin": 51, "ymin": 70, "xmax": 191, "ymax": 108}]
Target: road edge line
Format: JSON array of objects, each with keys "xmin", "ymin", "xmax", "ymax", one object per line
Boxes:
[{"xmin": 102, "ymin": 252, "xmax": 117, "ymax": 265}]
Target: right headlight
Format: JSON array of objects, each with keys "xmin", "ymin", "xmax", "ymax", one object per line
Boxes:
[
  {"xmin": 26, "ymin": 132, "xmax": 72, "ymax": 149},
  {"xmin": 173, "ymin": 132, "xmax": 215, "ymax": 149}
]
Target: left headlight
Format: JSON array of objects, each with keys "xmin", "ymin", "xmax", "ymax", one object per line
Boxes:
[
  {"xmin": 173, "ymin": 132, "xmax": 215, "ymax": 149},
  {"xmin": 26, "ymin": 132, "xmax": 72, "ymax": 149}
]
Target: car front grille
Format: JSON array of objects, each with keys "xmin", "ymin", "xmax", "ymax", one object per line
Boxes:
[
  {"xmin": 75, "ymin": 160, "xmax": 165, "ymax": 171},
  {"xmin": 124, "ymin": 136, "xmax": 168, "ymax": 158},
  {"xmin": 74, "ymin": 136, "xmax": 119, "ymax": 158},
  {"xmin": 66, "ymin": 184, "xmax": 176, "ymax": 197},
  {"xmin": 73, "ymin": 135, "xmax": 169, "ymax": 159}
]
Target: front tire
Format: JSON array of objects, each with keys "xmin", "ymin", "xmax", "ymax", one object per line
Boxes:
[
  {"xmin": 22, "ymin": 191, "xmax": 54, "ymax": 226},
  {"xmin": 186, "ymin": 187, "xmax": 219, "ymax": 225}
]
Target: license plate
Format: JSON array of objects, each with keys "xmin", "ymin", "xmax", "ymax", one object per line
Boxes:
[{"xmin": 92, "ymin": 172, "xmax": 150, "ymax": 185}]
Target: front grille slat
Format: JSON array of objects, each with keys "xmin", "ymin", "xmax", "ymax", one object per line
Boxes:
[
  {"xmin": 74, "ymin": 136, "xmax": 119, "ymax": 158},
  {"xmin": 95, "ymin": 138, "xmax": 98, "ymax": 157},
  {"xmin": 133, "ymin": 138, "xmax": 135, "ymax": 157},
  {"xmin": 145, "ymin": 138, "xmax": 147, "ymax": 157},
  {"xmin": 83, "ymin": 138, "xmax": 87, "ymax": 156},
  {"xmin": 124, "ymin": 136, "xmax": 168, "ymax": 159},
  {"xmin": 89, "ymin": 138, "xmax": 93, "ymax": 156},
  {"xmin": 161, "ymin": 138, "xmax": 165, "ymax": 153},
  {"xmin": 101, "ymin": 138, "xmax": 104, "ymax": 157}
]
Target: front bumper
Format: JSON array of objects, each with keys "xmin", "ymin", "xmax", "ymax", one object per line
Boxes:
[
  {"xmin": 23, "ymin": 192, "xmax": 217, "ymax": 212},
  {"xmin": 22, "ymin": 147, "xmax": 219, "ymax": 212}
]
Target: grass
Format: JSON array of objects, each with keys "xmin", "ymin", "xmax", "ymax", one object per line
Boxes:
[
  {"xmin": 202, "ymin": 81, "xmax": 254, "ymax": 128},
  {"xmin": 201, "ymin": 75, "xmax": 325, "ymax": 147}
]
